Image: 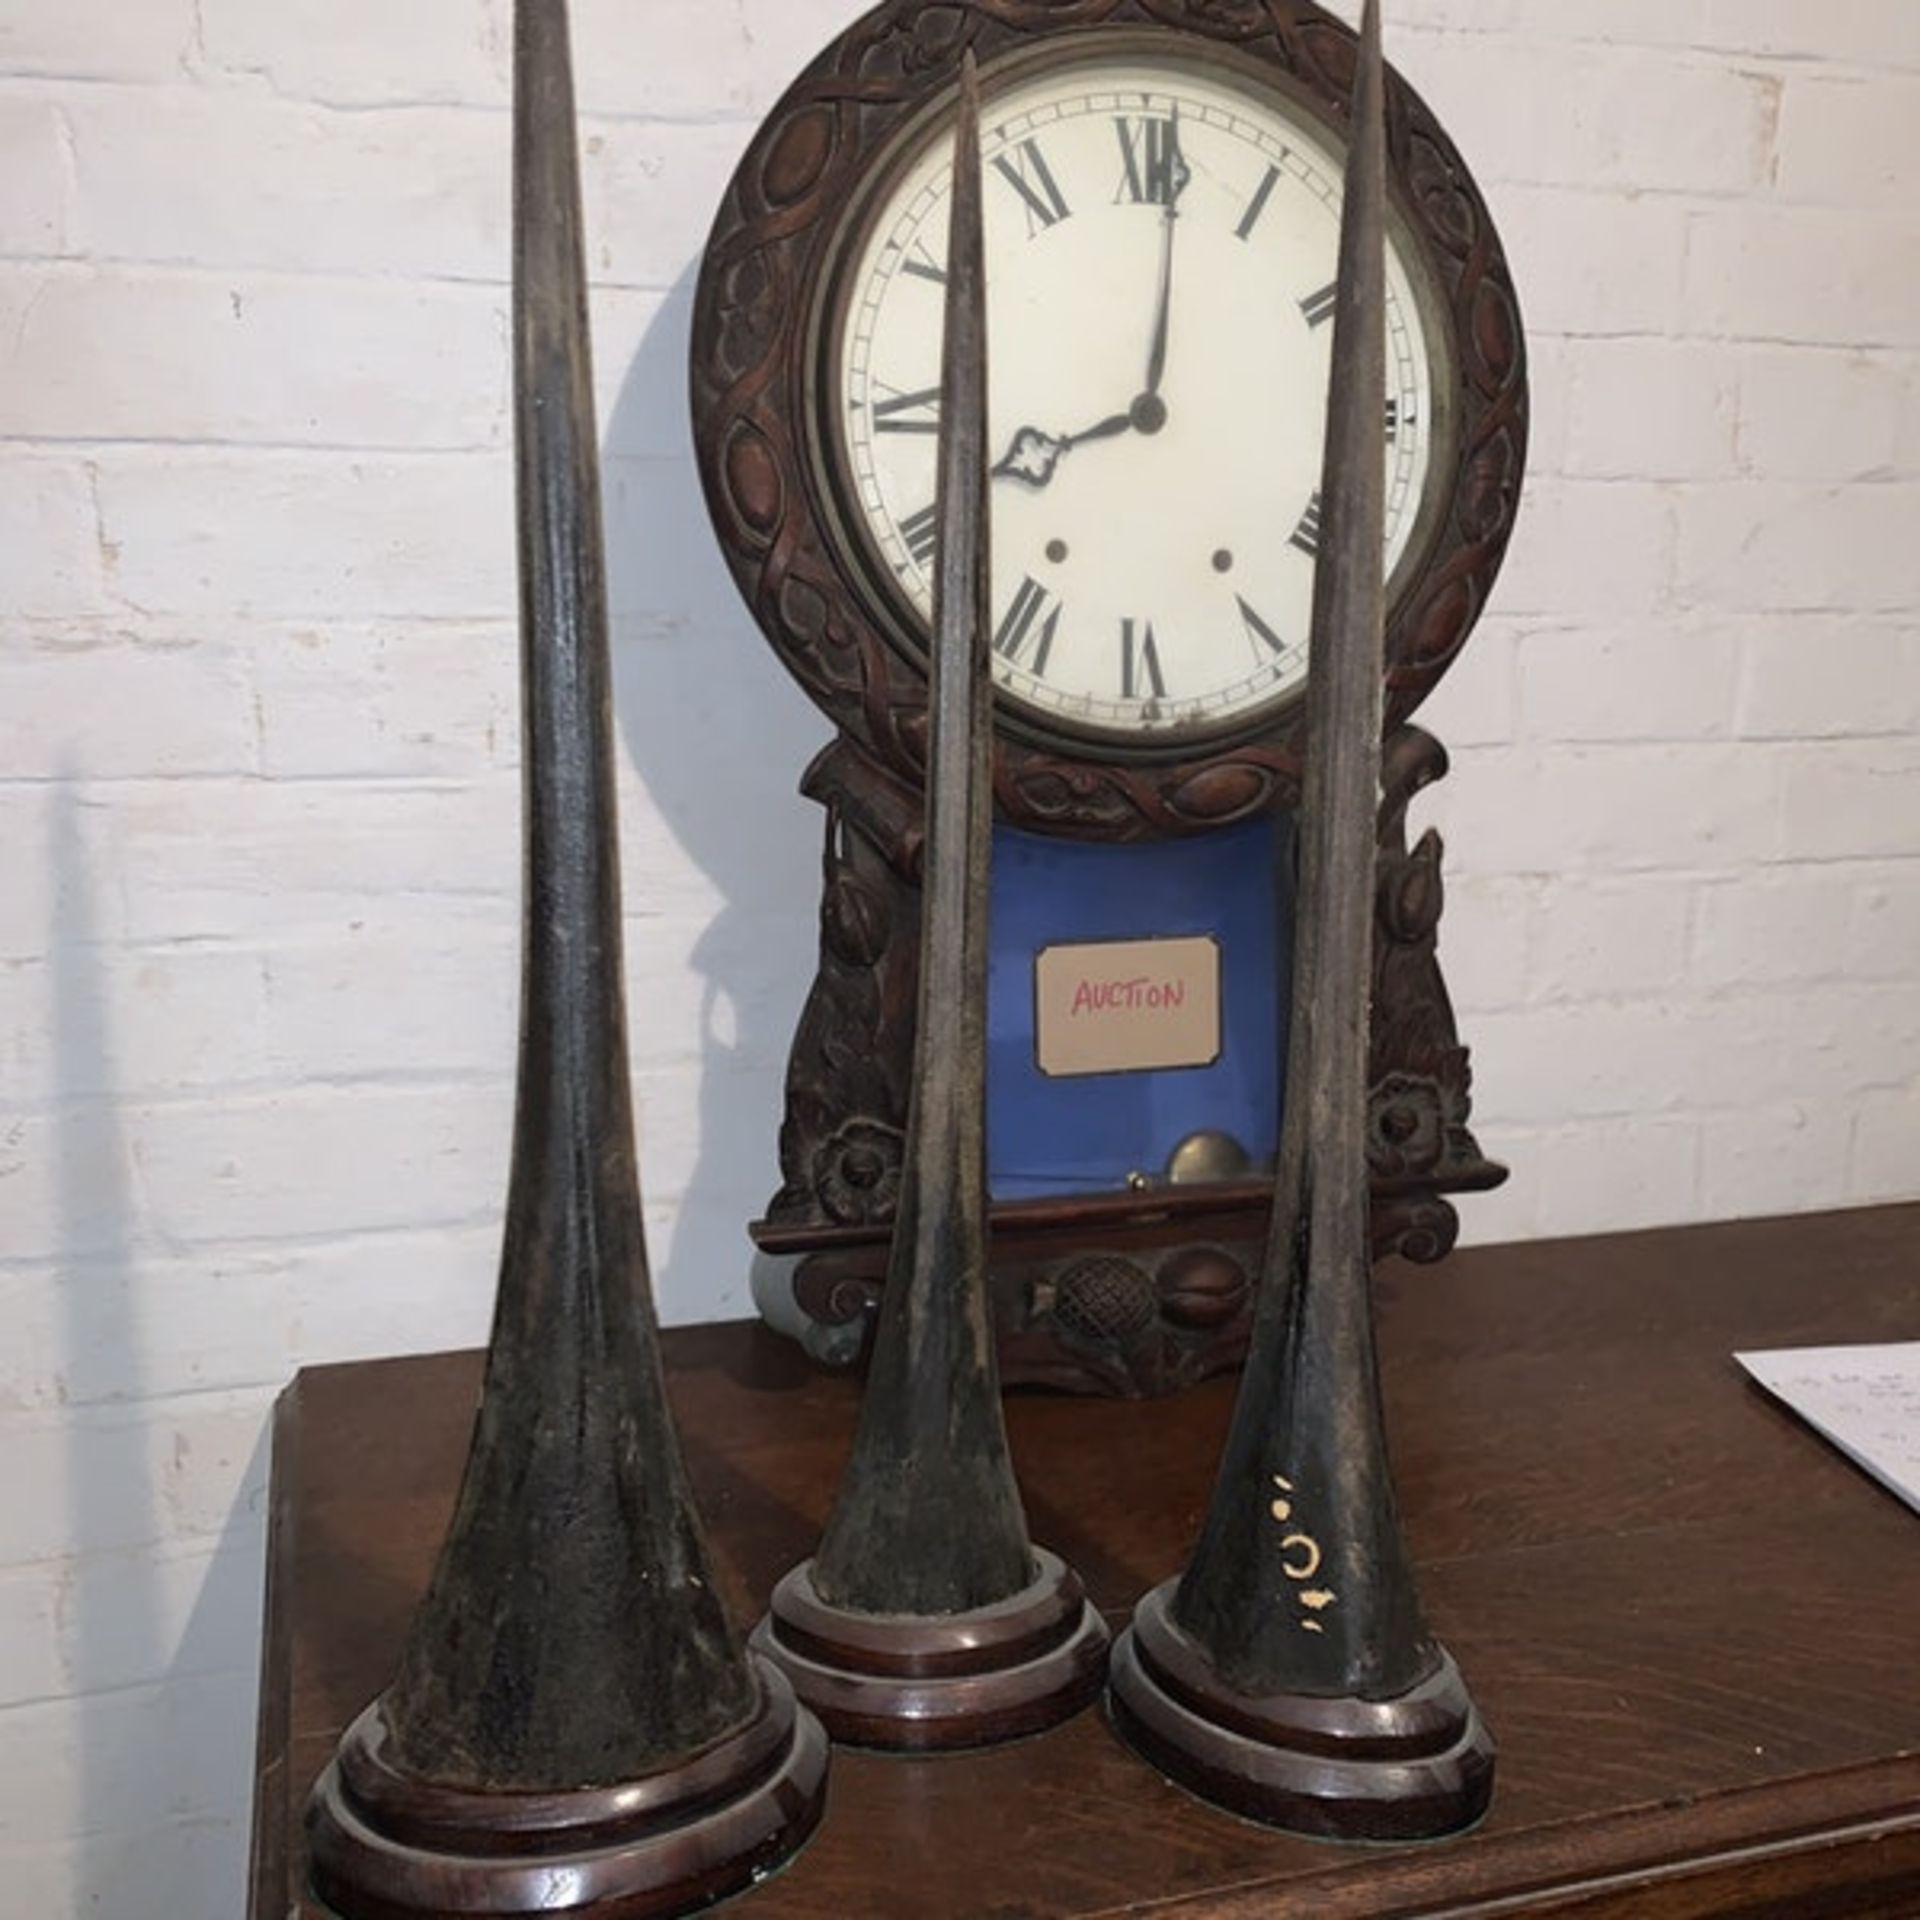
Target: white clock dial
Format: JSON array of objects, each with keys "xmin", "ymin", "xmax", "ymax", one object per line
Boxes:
[{"xmin": 832, "ymin": 50, "xmax": 1441, "ymax": 741}]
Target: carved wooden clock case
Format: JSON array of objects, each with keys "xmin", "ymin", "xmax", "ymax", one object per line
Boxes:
[{"xmin": 690, "ymin": 0, "xmax": 1527, "ymax": 1398}]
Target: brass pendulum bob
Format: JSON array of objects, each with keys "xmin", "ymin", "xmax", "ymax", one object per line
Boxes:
[
  {"xmin": 1106, "ymin": 0, "xmax": 1494, "ymax": 1841},
  {"xmin": 750, "ymin": 52, "xmax": 1109, "ymax": 1752},
  {"xmin": 302, "ymin": 1, "xmax": 829, "ymax": 1910}
]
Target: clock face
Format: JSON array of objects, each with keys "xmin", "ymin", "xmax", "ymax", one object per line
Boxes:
[{"xmin": 824, "ymin": 44, "xmax": 1448, "ymax": 745}]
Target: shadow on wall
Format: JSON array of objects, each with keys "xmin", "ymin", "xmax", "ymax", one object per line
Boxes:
[
  {"xmin": 49, "ymin": 783, "xmax": 268, "ymax": 1914},
  {"xmin": 602, "ymin": 265, "xmax": 828, "ymax": 1326}
]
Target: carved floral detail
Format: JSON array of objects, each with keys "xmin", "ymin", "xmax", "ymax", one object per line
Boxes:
[
  {"xmin": 1368, "ymin": 1071, "xmax": 1453, "ymax": 1181},
  {"xmin": 813, "ymin": 1120, "xmax": 906, "ymax": 1227}
]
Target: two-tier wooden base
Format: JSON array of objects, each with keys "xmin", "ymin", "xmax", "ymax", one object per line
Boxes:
[
  {"xmin": 752, "ymin": 1548, "xmax": 1109, "ymax": 1752},
  {"xmin": 1109, "ymin": 1579, "xmax": 1493, "ymax": 1842},
  {"xmin": 305, "ymin": 1661, "xmax": 827, "ymax": 1919}
]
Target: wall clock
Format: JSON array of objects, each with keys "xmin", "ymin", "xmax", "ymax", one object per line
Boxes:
[{"xmin": 690, "ymin": 0, "xmax": 1527, "ymax": 1396}]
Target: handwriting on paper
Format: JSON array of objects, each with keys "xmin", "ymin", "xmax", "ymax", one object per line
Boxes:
[{"xmin": 1736, "ymin": 1342, "xmax": 1920, "ymax": 1515}]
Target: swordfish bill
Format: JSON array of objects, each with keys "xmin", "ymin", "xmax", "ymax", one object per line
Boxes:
[
  {"xmin": 751, "ymin": 50, "xmax": 1108, "ymax": 1752},
  {"xmin": 807, "ymin": 46, "xmax": 1031, "ymax": 1620},
  {"xmin": 1107, "ymin": 0, "xmax": 1496, "ymax": 1841},
  {"xmin": 303, "ymin": 2, "xmax": 826, "ymax": 1911}
]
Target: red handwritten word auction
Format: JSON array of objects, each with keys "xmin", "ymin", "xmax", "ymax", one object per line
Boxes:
[{"xmin": 1069, "ymin": 976, "xmax": 1190, "ymax": 1018}]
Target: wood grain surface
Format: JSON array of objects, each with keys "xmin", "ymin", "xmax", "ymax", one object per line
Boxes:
[{"xmin": 253, "ymin": 1205, "xmax": 1920, "ymax": 1919}]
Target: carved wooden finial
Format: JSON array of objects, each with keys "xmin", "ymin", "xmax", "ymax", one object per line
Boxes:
[
  {"xmin": 1108, "ymin": 0, "xmax": 1497, "ymax": 1840},
  {"xmin": 303, "ymin": 3, "xmax": 827, "ymax": 1910},
  {"xmin": 751, "ymin": 47, "xmax": 1109, "ymax": 1750}
]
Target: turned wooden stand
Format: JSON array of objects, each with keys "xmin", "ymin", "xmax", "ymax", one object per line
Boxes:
[{"xmin": 254, "ymin": 1205, "xmax": 1920, "ymax": 1918}]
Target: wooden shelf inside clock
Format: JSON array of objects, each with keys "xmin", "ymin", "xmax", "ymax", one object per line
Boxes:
[
  {"xmin": 752, "ymin": 1162, "xmax": 1510, "ymax": 1259},
  {"xmin": 752, "ymin": 1159, "xmax": 1512, "ymax": 1399}
]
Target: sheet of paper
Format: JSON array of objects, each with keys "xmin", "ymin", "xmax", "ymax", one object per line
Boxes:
[{"xmin": 1736, "ymin": 1342, "xmax": 1920, "ymax": 1515}]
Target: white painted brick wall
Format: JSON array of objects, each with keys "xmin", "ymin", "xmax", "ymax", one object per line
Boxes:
[{"xmin": 1, "ymin": 2, "xmax": 1916, "ymax": 1913}]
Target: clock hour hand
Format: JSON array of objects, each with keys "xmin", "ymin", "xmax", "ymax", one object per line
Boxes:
[{"xmin": 990, "ymin": 410, "xmax": 1133, "ymax": 488}]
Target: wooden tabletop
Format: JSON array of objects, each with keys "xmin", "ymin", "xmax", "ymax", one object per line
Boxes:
[{"xmin": 252, "ymin": 1205, "xmax": 1920, "ymax": 1918}]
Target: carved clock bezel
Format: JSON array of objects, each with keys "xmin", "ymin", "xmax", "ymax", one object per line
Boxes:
[
  {"xmin": 806, "ymin": 24, "xmax": 1460, "ymax": 760},
  {"xmin": 690, "ymin": 0, "xmax": 1528, "ymax": 843}
]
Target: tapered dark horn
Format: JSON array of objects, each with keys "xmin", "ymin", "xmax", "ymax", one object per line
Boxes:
[
  {"xmin": 751, "ymin": 49, "xmax": 1108, "ymax": 1751},
  {"xmin": 1107, "ymin": 0, "xmax": 1494, "ymax": 1841},
  {"xmin": 302, "ymin": 2, "xmax": 828, "ymax": 1911}
]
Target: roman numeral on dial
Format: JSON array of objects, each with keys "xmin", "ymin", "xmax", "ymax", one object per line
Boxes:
[
  {"xmin": 1300, "ymin": 282, "xmax": 1339, "ymax": 329},
  {"xmin": 870, "ymin": 382, "xmax": 943, "ymax": 435},
  {"xmin": 994, "ymin": 577, "xmax": 1062, "ymax": 675},
  {"xmin": 1237, "ymin": 596, "xmax": 1285, "ymax": 657},
  {"xmin": 1237, "ymin": 163, "xmax": 1282, "ymax": 240},
  {"xmin": 896, "ymin": 238, "xmax": 946, "ymax": 284},
  {"xmin": 1122, "ymin": 619, "xmax": 1167, "ymax": 701},
  {"xmin": 993, "ymin": 140, "xmax": 1072, "ymax": 235},
  {"xmin": 1291, "ymin": 493, "xmax": 1324, "ymax": 557},
  {"xmin": 1114, "ymin": 116, "xmax": 1182, "ymax": 206},
  {"xmin": 900, "ymin": 503, "xmax": 938, "ymax": 568}
]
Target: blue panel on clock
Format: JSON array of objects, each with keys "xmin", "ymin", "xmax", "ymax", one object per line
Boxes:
[{"xmin": 986, "ymin": 817, "xmax": 1295, "ymax": 1200}]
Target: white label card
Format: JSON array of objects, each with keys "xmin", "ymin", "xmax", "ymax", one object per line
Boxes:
[{"xmin": 1033, "ymin": 935, "xmax": 1222, "ymax": 1079}]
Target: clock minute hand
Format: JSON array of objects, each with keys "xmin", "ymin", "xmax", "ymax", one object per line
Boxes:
[
  {"xmin": 1143, "ymin": 105, "xmax": 1191, "ymax": 402},
  {"xmin": 991, "ymin": 410, "xmax": 1133, "ymax": 488}
]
